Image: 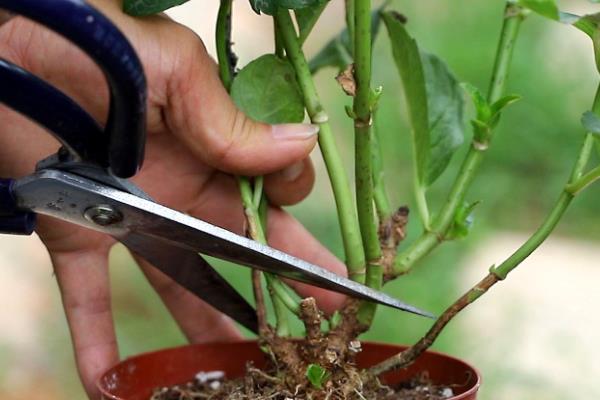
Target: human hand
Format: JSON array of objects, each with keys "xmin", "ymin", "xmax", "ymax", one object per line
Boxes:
[{"xmin": 0, "ymin": 1, "xmax": 345, "ymax": 398}]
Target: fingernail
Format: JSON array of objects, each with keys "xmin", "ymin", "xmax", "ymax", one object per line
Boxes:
[
  {"xmin": 280, "ymin": 161, "xmax": 305, "ymax": 182},
  {"xmin": 272, "ymin": 123, "xmax": 319, "ymax": 140}
]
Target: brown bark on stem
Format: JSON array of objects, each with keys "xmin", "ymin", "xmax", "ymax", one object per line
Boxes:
[
  {"xmin": 369, "ymin": 273, "xmax": 499, "ymax": 376},
  {"xmin": 252, "ymin": 270, "xmax": 268, "ymax": 337},
  {"xmin": 379, "ymin": 206, "xmax": 409, "ymax": 279}
]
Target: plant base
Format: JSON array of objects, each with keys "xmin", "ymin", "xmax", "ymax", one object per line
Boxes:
[{"xmin": 98, "ymin": 341, "xmax": 480, "ymax": 400}]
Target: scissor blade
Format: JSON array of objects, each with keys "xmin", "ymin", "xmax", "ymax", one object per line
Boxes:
[
  {"xmin": 121, "ymin": 231, "xmax": 258, "ymax": 333},
  {"xmin": 13, "ymin": 169, "xmax": 433, "ymax": 318}
]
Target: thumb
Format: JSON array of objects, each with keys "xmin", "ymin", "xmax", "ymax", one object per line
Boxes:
[{"xmin": 165, "ymin": 39, "xmax": 318, "ymax": 176}]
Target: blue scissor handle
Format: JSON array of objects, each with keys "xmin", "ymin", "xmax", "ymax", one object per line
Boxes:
[
  {"xmin": 0, "ymin": 0, "xmax": 147, "ymax": 178},
  {"xmin": 0, "ymin": 59, "xmax": 107, "ymax": 165}
]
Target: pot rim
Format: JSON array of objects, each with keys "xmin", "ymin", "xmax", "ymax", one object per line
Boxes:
[{"xmin": 97, "ymin": 339, "xmax": 481, "ymax": 400}]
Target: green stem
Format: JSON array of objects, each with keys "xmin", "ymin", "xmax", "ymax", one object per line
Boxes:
[
  {"xmin": 217, "ymin": 4, "xmax": 296, "ymax": 334},
  {"xmin": 353, "ymin": 0, "xmax": 383, "ymax": 326},
  {"xmin": 372, "ymin": 118, "xmax": 392, "ymax": 220},
  {"xmin": 393, "ymin": 2, "xmax": 525, "ymax": 275},
  {"xmin": 414, "ymin": 182, "xmax": 431, "ymax": 230},
  {"xmin": 494, "ymin": 133, "xmax": 595, "ymax": 278},
  {"xmin": 266, "ymin": 275, "xmax": 301, "ymax": 315},
  {"xmin": 371, "ymin": 131, "xmax": 597, "ymax": 376},
  {"xmin": 274, "ymin": 23, "xmax": 285, "ymax": 58},
  {"xmin": 253, "ymin": 176, "xmax": 264, "ymax": 207},
  {"xmin": 566, "ymin": 164, "xmax": 600, "ymax": 195},
  {"xmin": 240, "ymin": 178, "xmax": 298, "ymax": 334},
  {"xmin": 276, "ymin": 9, "xmax": 367, "ymax": 281},
  {"xmin": 353, "ymin": 0, "xmax": 381, "ymax": 268},
  {"xmin": 345, "ymin": 0, "xmax": 355, "ymax": 52},
  {"xmin": 216, "ymin": 0, "xmax": 234, "ymax": 91}
]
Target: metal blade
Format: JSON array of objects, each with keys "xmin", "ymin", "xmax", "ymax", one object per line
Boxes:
[
  {"xmin": 122, "ymin": 231, "xmax": 258, "ymax": 333},
  {"xmin": 13, "ymin": 169, "xmax": 434, "ymax": 318}
]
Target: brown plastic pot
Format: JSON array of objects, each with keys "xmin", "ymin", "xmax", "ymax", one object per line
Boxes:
[{"xmin": 98, "ymin": 340, "xmax": 480, "ymax": 400}]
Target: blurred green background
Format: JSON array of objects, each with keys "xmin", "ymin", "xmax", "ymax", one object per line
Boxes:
[{"xmin": 1, "ymin": 0, "xmax": 600, "ymax": 399}]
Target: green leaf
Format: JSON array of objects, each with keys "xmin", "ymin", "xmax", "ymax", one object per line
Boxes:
[
  {"xmin": 489, "ymin": 94, "xmax": 521, "ymax": 127},
  {"xmin": 329, "ymin": 310, "xmax": 342, "ymax": 329},
  {"xmin": 462, "ymin": 83, "xmax": 491, "ymax": 122},
  {"xmin": 231, "ymin": 55, "xmax": 305, "ymax": 124},
  {"xmin": 462, "ymin": 85, "xmax": 520, "ymax": 144},
  {"xmin": 250, "ymin": 0, "xmax": 320, "ymax": 15},
  {"xmin": 306, "ymin": 364, "xmax": 330, "ymax": 389},
  {"xmin": 447, "ymin": 201, "xmax": 479, "ymax": 240},
  {"xmin": 422, "ymin": 52, "xmax": 465, "ymax": 183},
  {"xmin": 309, "ymin": 6, "xmax": 386, "ymax": 73},
  {"xmin": 517, "ymin": 0, "xmax": 560, "ymax": 20},
  {"xmin": 123, "ymin": 0, "xmax": 190, "ymax": 15},
  {"xmin": 295, "ymin": 0, "xmax": 329, "ymax": 42},
  {"xmin": 383, "ymin": 11, "xmax": 465, "ymax": 186},
  {"xmin": 581, "ymin": 111, "xmax": 600, "ymax": 136},
  {"xmin": 516, "ymin": 1, "xmax": 600, "ymax": 73}
]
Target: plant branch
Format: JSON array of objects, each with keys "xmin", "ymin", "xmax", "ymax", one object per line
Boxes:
[
  {"xmin": 252, "ymin": 270, "xmax": 268, "ymax": 335},
  {"xmin": 372, "ymin": 119, "xmax": 392, "ymax": 221},
  {"xmin": 216, "ymin": 0, "xmax": 236, "ymax": 91},
  {"xmin": 345, "ymin": 0, "xmax": 355, "ymax": 51},
  {"xmin": 371, "ymin": 107, "xmax": 599, "ymax": 376},
  {"xmin": 392, "ymin": 2, "xmax": 525, "ymax": 275},
  {"xmin": 353, "ymin": 0, "xmax": 381, "ymax": 269},
  {"xmin": 352, "ymin": 0, "xmax": 383, "ymax": 326},
  {"xmin": 566, "ymin": 164, "xmax": 600, "ymax": 195},
  {"xmin": 368, "ymin": 273, "xmax": 498, "ymax": 375},
  {"xmin": 240, "ymin": 178, "xmax": 299, "ymax": 334},
  {"xmin": 274, "ymin": 22, "xmax": 285, "ymax": 58},
  {"xmin": 216, "ymin": 4, "xmax": 298, "ymax": 334},
  {"xmin": 276, "ymin": 8, "xmax": 367, "ymax": 281}
]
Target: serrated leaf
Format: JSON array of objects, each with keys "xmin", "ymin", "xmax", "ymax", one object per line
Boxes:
[
  {"xmin": 383, "ymin": 11, "xmax": 464, "ymax": 186},
  {"xmin": 250, "ymin": 0, "xmax": 320, "ymax": 15},
  {"xmin": 517, "ymin": 0, "xmax": 560, "ymax": 20},
  {"xmin": 309, "ymin": 6, "xmax": 386, "ymax": 73},
  {"xmin": 306, "ymin": 364, "xmax": 330, "ymax": 389},
  {"xmin": 231, "ymin": 55, "xmax": 305, "ymax": 124},
  {"xmin": 447, "ymin": 201, "xmax": 479, "ymax": 240},
  {"xmin": 123, "ymin": 0, "xmax": 190, "ymax": 15},
  {"xmin": 581, "ymin": 111, "xmax": 600, "ymax": 135}
]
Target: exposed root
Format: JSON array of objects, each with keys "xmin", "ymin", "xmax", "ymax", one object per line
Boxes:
[
  {"xmin": 150, "ymin": 292, "xmax": 453, "ymax": 400},
  {"xmin": 150, "ymin": 362, "xmax": 453, "ymax": 400}
]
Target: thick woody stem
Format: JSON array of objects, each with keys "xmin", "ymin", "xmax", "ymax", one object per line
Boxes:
[{"xmin": 369, "ymin": 274, "xmax": 498, "ymax": 375}]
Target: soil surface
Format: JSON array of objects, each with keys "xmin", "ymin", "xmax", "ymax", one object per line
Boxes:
[{"xmin": 150, "ymin": 367, "xmax": 454, "ymax": 400}]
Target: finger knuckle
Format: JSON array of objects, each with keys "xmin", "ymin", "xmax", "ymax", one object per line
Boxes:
[{"xmin": 209, "ymin": 108, "xmax": 252, "ymax": 167}]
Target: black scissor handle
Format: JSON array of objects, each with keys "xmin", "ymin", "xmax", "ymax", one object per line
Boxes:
[{"xmin": 0, "ymin": 0, "xmax": 147, "ymax": 178}]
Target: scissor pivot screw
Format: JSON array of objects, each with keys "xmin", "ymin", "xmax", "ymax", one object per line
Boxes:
[{"xmin": 84, "ymin": 205, "xmax": 123, "ymax": 226}]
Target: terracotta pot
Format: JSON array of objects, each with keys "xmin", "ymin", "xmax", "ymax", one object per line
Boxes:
[{"xmin": 98, "ymin": 341, "xmax": 480, "ymax": 400}]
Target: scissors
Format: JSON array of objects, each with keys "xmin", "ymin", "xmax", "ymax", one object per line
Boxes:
[{"xmin": 0, "ymin": 0, "xmax": 432, "ymax": 334}]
